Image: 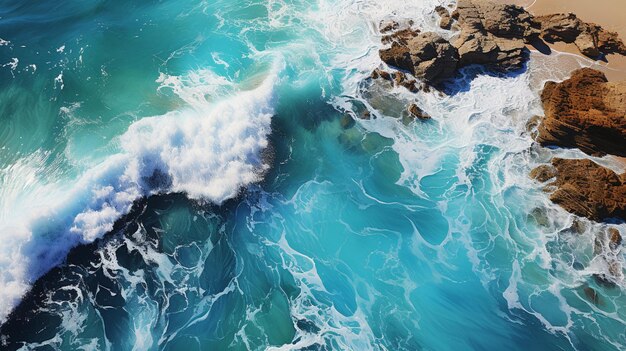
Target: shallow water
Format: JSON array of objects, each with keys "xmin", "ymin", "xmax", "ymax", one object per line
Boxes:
[{"xmin": 0, "ymin": 0, "xmax": 625, "ymax": 350}]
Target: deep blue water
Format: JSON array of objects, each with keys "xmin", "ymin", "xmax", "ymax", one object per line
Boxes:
[{"xmin": 0, "ymin": 0, "xmax": 625, "ymax": 350}]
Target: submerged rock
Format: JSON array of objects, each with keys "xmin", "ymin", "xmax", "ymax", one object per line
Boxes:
[
  {"xmin": 570, "ymin": 218, "xmax": 587, "ymax": 235},
  {"xmin": 533, "ymin": 158, "xmax": 626, "ymax": 221},
  {"xmin": 529, "ymin": 207, "xmax": 550, "ymax": 227},
  {"xmin": 583, "ymin": 286, "xmax": 600, "ymax": 305},
  {"xmin": 537, "ymin": 68, "xmax": 626, "ymax": 157},
  {"xmin": 340, "ymin": 114, "xmax": 356, "ymax": 129}
]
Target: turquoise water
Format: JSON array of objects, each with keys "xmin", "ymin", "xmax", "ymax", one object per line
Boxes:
[{"xmin": 1, "ymin": 0, "xmax": 626, "ymax": 350}]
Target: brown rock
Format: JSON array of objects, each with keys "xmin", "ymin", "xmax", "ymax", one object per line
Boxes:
[
  {"xmin": 608, "ymin": 227, "xmax": 623, "ymax": 250},
  {"xmin": 451, "ymin": 0, "xmax": 534, "ymax": 71},
  {"xmin": 400, "ymin": 78, "xmax": 419, "ymax": 92},
  {"xmin": 454, "ymin": 0, "xmax": 540, "ymax": 41},
  {"xmin": 544, "ymin": 158, "xmax": 626, "ymax": 221},
  {"xmin": 379, "ymin": 32, "xmax": 459, "ymax": 83},
  {"xmin": 371, "ymin": 68, "xmax": 392, "ymax": 81},
  {"xmin": 435, "ymin": 6, "xmax": 453, "ymax": 30},
  {"xmin": 377, "ymin": 0, "xmax": 546, "ymax": 86},
  {"xmin": 451, "ymin": 9, "xmax": 460, "ymax": 20},
  {"xmin": 537, "ymin": 68, "xmax": 626, "ymax": 157},
  {"xmin": 407, "ymin": 103, "xmax": 431, "ymax": 120},
  {"xmin": 393, "ymin": 71, "xmax": 406, "ymax": 85},
  {"xmin": 570, "ymin": 218, "xmax": 586, "ymax": 234},
  {"xmin": 379, "ymin": 42, "xmax": 411, "ymax": 71},
  {"xmin": 371, "ymin": 69, "xmax": 380, "ymax": 79},
  {"xmin": 536, "ymin": 13, "xmax": 582, "ymax": 43},
  {"xmin": 595, "ymin": 227, "xmax": 623, "ymax": 254},
  {"xmin": 594, "ymin": 27, "xmax": 626, "ymax": 56},
  {"xmin": 530, "ymin": 164, "xmax": 557, "ymax": 182},
  {"xmin": 575, "ymin": 31, "xmax": 601, "ymax": 57},
  {"xmin": 537, "ymin": 13, "xmax": 626, "ymax": 58}
]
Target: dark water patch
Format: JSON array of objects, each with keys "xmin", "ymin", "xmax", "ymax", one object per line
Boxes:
[
  {"xmin": 434, "ymin": 53, "xmax": 530, "ymax": 96},
  {"xmin": 0, "ymin": 192, "xmax": 244, "ymax": 349}
]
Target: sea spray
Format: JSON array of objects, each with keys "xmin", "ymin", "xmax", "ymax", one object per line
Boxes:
[{"xmin": 0, "ymin": 60, "xmax": 282, "ymax": 323}]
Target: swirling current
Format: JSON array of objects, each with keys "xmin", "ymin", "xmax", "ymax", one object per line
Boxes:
[{"xmin": 0, "ymin": 0, "xmax": 625, "ymax": 350}]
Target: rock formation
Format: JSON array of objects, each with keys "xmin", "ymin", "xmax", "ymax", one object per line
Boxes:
[
  {"xmin": 376, "ymin": 0, "xmax": 626, "ymax": 86},
  {"xmin": 379, "ymin": 32, "xmax": 459, "ymax": 82},
  {"xmin": 451, "ymin": 0, "xmax": 539, "ymax": 71},
  {"xmin": 537, "ymin": 13, "xmax": 626, "ymax": 58},
  {"xmin": 530, "ymin": 68, "xmax": 626, "ymax": 282},
  {"xmin": 452, "ymin": 0, "xmax": 540, "ymax": 40},
  {"xmin": 373, "ymin": 0, "xmax": 626, "ymax": 287},
  {"xmin": 378, "ymin": 0, "xmax": 541, "ymax": 85},
  {"xmin": 531, "ymin": 158, "xmax": 626, "ymax": 221},
  {"xmin": 536, "ymin": 68, "xmax": 626, "ymax": 157}
]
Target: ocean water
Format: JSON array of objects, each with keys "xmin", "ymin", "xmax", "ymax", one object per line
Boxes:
[{"xmin": 0, "ymin": 0, "xmax": 625, "ymax": 350}]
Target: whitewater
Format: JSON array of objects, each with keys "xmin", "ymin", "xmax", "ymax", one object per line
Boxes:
[
  {"xmin": 0, "ymin": 61, "xmax": 279, "ymax": 323},
  {"xmin": 0, "ymin": 0, "xmax": 625, "ymax": 350}
]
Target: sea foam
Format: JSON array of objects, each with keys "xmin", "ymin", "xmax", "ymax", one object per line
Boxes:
[{"xmin": 0, "ymin": 61, "xmax": 281, "ymax": 323}]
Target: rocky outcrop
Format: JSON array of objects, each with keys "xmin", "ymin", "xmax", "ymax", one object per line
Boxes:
[
  {"xmin": 531, "ymin": 158, "xmax": 626, "ymax": 221},
  {"xmin": 379, "ymin": 32, "xmax": 459, "ymax": 82},
  {"xmin": 451, "ymin": 0, "xmax": 540, "ymax": 71},
  {"xmin": 377, "ymin": 0, "xmax": 626, "ymax": 87},
  {"xmin": 378, "ymin": 0, "xmax": 541, "ymax": 85},
  {"xmin": 453, "ymin": 0, "xmax": 540, "ymax": 41},
  {"xmin": 536, "ymin": 68, "xmax": 626, "ymax": 157},
  {"xmin": 537, "ymin": 13, "xmax": 626, "ymax": 58}
]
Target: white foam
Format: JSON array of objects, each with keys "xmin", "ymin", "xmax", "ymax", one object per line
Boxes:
[
  {"xmin": 0, "ymin": 60, "xmax": 282, "ymax": 323},
  {"xmin": 3, "ymin": 57, "xmax": 18, "ymax": 71},
  {"xmin": 54, "ymin": 72, "xmax": 64, "ymax": 90}
]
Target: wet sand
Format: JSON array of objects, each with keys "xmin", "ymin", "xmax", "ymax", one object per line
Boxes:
[{"xmin": 501, "ymin": 0, "xmax": 626, "ymax": 81}]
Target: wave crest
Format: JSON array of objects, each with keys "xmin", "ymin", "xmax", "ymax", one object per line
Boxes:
[{"xmin": 0, "ymin": 62, "xmax": 281, "ymax": 323}]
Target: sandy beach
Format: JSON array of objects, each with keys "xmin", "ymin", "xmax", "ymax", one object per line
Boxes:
[{"xmin": 502, "ymin": 0, "xmax": 626, "ymax": 81}]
